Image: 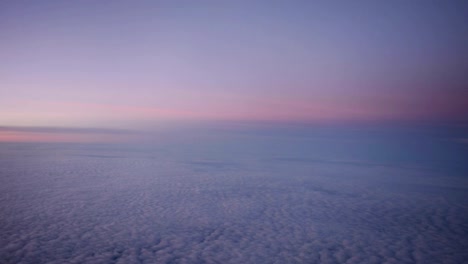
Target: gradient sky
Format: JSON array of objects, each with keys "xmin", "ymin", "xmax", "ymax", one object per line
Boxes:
[{"xmin": 1, "ymin": 0, "xmax": 468, "ymax": 131}]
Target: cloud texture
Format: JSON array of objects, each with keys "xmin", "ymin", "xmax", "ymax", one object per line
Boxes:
[{"xmin": 1, "ymin": 129, "xmax": 467, "ymax": 263}]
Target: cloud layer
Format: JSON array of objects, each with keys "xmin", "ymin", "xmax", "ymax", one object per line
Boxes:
[{"xmin": 1, "ymin": 135, "xmax": 467, "ymax": 263}]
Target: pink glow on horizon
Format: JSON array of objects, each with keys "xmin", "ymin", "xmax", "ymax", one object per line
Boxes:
[
  {"xmin": 4, "ymin": 94, "xmax": 466, "ymax": 130},
  {"xmin": 11, "ymin": 99, "xmax": 385, "ymax": 123},
  {"xmin": 0, "ymin": 131, "xmax": 133, "ymax": 143}
]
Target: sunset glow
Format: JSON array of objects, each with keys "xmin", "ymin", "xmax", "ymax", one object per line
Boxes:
[
  {"xmin": 1, "ymin": 2, "xmax": 468, "ymax": 263},
  {"xmin": 1, "ymin": 1, "xmax": 467, "ymax": 142}
]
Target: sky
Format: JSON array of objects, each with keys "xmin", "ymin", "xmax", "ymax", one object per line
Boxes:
[{"xmin": 1, "ymin": 0, "xmax": 468, "ymax": 137}]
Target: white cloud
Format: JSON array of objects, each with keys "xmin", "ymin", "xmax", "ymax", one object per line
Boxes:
[{"xmin": 1, "ymin": 139, "xmax": 467, "ymax": 263}]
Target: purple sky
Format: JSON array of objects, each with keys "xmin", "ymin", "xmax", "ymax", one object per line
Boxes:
[{"xmin": 1, "ymin": 0, "xmax": 468, "ymax": 131}]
